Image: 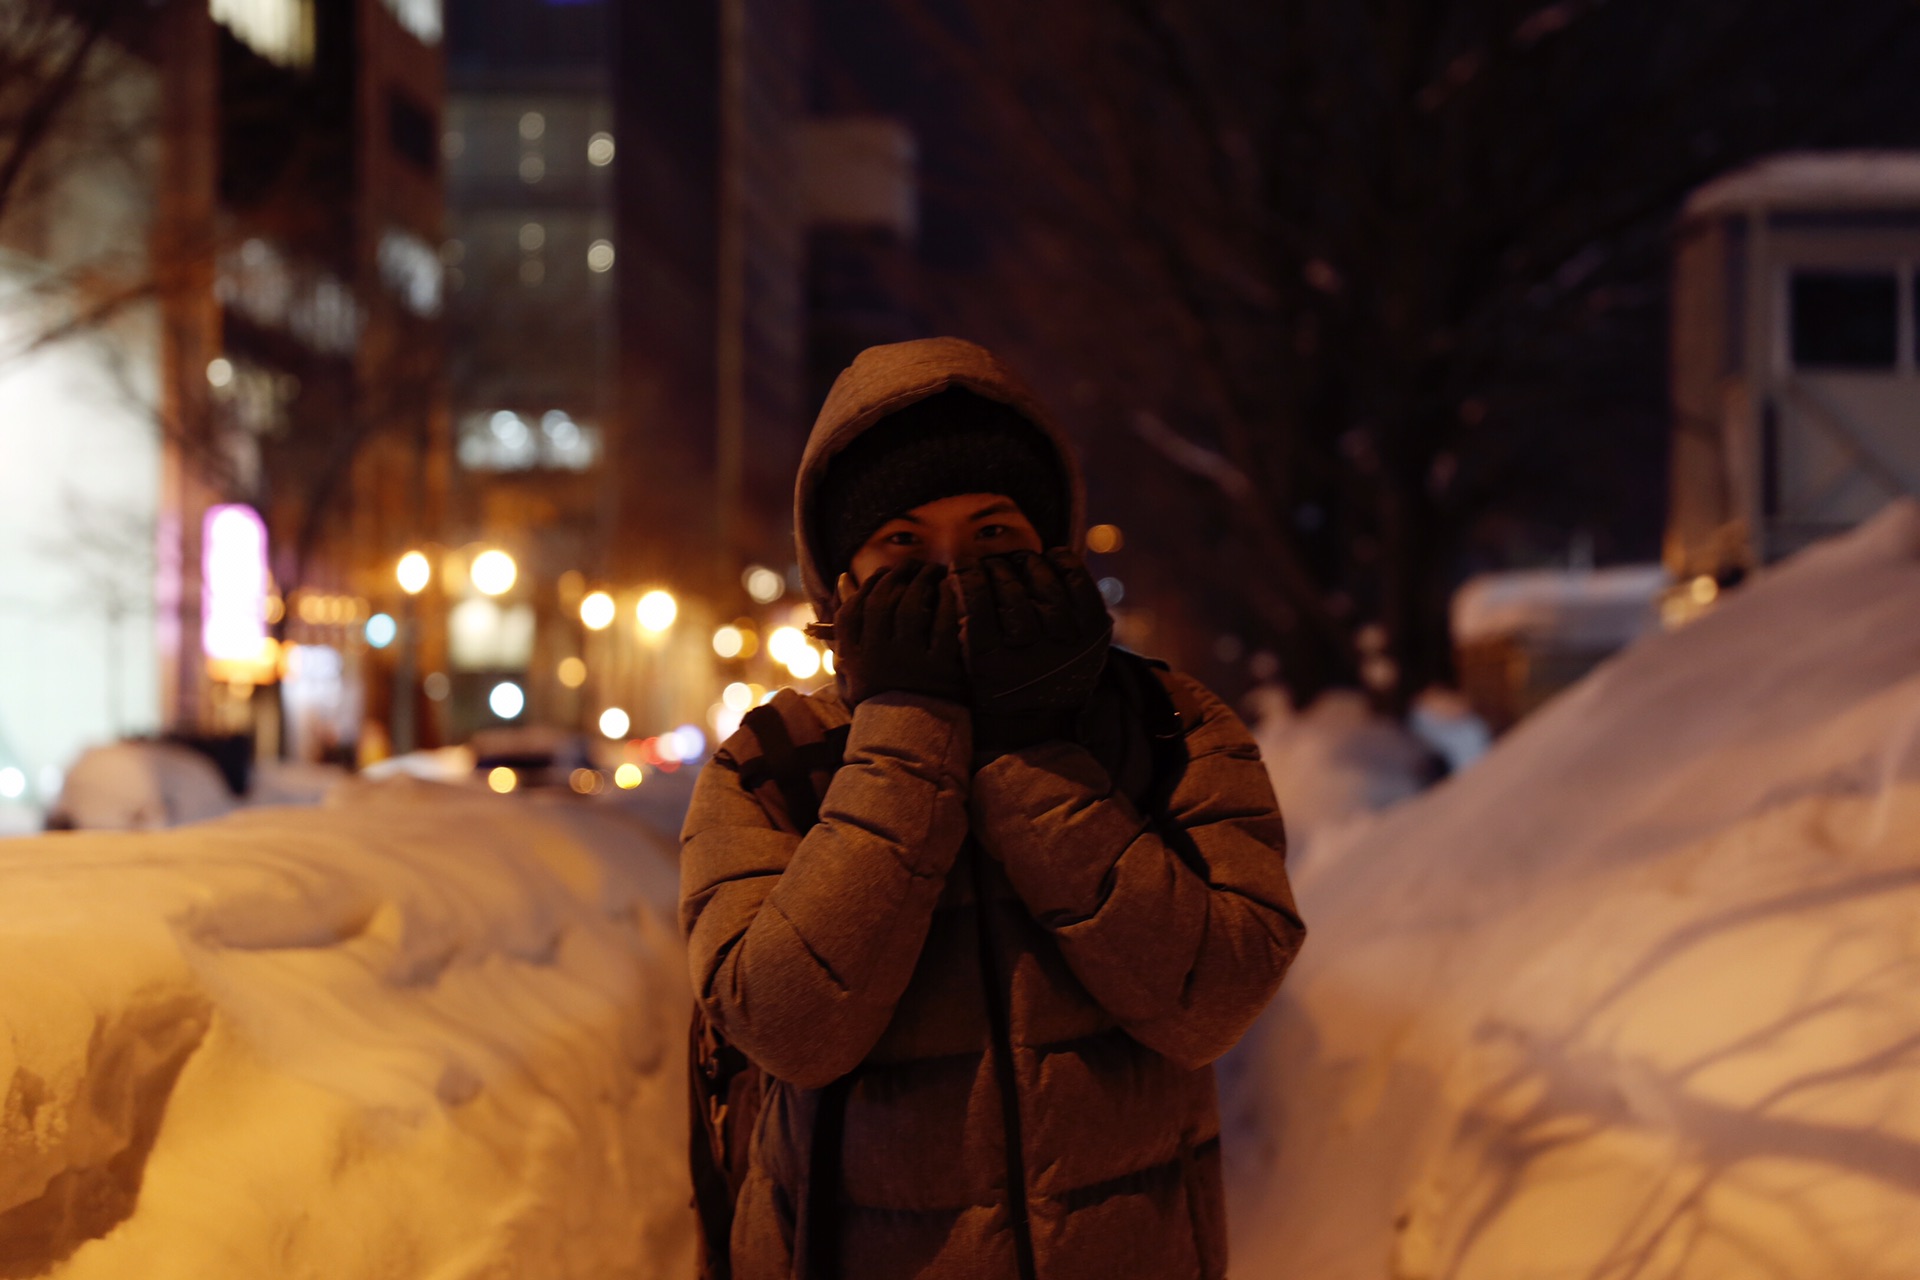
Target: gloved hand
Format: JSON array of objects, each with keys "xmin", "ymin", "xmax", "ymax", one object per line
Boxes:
[
  {"xmin": 831, "ymin": 560, "xmax": 967, "ymax": 707},
  {"xmin": 954, "ymin": 548, "xmax": 1113, "ymax": 750}
]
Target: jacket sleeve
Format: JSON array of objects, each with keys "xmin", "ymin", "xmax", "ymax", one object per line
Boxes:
[
  {"xmin": 679, "ymin": 693, "xmax": 973, "ymax": 1088},
  {"xmin": 967, "ymin": 673, "xmax": 1304, "ymax": 1069}
]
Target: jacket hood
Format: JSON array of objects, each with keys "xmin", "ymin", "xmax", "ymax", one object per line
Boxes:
[{"xmin": 795, "ymin": 337, "xmax": 1086, "ymax": 620}]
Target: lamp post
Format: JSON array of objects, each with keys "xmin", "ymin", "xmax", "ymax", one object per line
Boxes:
[{"xmin": 394, "ymin": 550, "xmax": 431, "ymax": 753}]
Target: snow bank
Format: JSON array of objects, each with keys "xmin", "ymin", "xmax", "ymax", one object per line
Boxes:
[
  {"xmin": 1227, "ymin": 501, "xmax": 1920, "ymax": 1279},
  {"xmin": 1249, "ymin": 687, "xmax": 1442, "ymax": 859},
  {"xmin": 0, "ymin": 782, "xmax": 694, "ymax": 1279}
]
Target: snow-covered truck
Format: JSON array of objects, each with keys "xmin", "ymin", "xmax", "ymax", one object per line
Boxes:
[{"xmin": 1669, "ymin": 152, "xmax": 1920, "ymax": 583}]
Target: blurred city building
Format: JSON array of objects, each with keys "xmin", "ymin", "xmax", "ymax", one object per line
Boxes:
[
  {"xmin": 1669, "ymin": 152, "xmax": 1920, "ymax": 584},
  {"xmin": 0, "ymin": 8, "xmax": 163, "ymax": 824},
  {"xmin": 2, "ymin": 0, "xmax": 446, "ymax": 811},
  {"xmin": 3, "ymin": 0, "xmax": 926, "ymax": 811}
]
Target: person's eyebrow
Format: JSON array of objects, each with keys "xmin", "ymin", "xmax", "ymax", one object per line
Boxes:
[{"xmin": 968, "ymin": 500, "xmax": 1020, "ymax": 521}]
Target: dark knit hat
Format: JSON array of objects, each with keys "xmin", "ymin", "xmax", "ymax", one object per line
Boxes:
[{"xmin": 814, "ymin": 389, "xmax": 1070, "ymax": 582}]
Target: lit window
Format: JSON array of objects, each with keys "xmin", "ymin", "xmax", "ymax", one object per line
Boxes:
[
  {"xmin": 458, "ymin": 411, "xmax": 603, "ymax": 472},
  {"xmin": 1790, "ymin": 269, "xmax": 1898, "ymax": 370},
  {"xmin": 377, "ymin": 228, "xmax": 443, "ymax": 316}
]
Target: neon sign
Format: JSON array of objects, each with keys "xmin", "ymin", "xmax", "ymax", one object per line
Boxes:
[{"xmin": 202, "ymin": 505, "xmax": 269, "ymax": 661}]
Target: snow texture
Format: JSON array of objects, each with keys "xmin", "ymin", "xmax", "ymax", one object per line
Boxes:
[
  {"xmin": 1225, "ymin": 500, "xmax": 1920, "ymax": 1279},
  {"xmin": 1250, "ymin": 686, "xmax": 1442, "ymax": 859},
  {"xmin": 0, "ymin": 780, "xmax": 694, "ymax": 1279}
]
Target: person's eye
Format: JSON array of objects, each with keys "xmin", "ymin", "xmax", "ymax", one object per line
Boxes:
[
  {"xmin": 976, "ymin": 524, "xmax": 1010, "ymax": 540},
  {"xmin": 883, "ymin": 530, "xmax": 919, "ymax": 547}
]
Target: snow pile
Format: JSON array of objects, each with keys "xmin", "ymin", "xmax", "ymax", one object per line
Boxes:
[
  {"xmin": 1249, "ymin": 686, "xmax": 1442, "ymax": 857},
  {"xmin": 1227, "ymin": 501, "xmax": 1920, "ymax": 1279},
  {"xmin": 0, "ymin": 781, "xmax": 694, "ymax": 1279},
  {"xmin": 46, "ymin": 741, "xmax": 238, "ymax": 831}
]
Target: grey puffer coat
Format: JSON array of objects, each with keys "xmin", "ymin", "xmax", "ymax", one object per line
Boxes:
[{"xmin": 680, "ymin": 338, "xmax": 1305, "ymax": 1279}]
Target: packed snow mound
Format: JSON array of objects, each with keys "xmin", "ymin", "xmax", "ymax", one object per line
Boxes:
[
  {"xmin": 1249, "ymin": 686, "xmax": 1442, "ymax": 856},
  {"xmin": 0, "ymin": 781, "xmax": 695, "ymax": 1279},
  {"xmin": 1226, "ymin": 501, "xmax": 1920, "ymax": 1280},
  {"xmin": 48, "ymin": 741, "xmax": 238, "ymax": 831}
]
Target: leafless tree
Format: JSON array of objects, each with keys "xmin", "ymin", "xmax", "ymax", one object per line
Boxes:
[{"xmin": 867, "ymin": 0, "xmax": 1920, "ymax": 708}]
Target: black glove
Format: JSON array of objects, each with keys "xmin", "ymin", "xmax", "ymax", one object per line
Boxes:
[
  {"xmin": 955, "ymin": 548, "xmax": 1113, "ymax": 750},
  {"xmin": 832, "ymin": 560, "xmax": 967, "ymax": 707}
]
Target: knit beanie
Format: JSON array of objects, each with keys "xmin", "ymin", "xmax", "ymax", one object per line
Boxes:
[{"xmin": 814, "ymin": 389, "xmax": 1070, "ymax": 583}]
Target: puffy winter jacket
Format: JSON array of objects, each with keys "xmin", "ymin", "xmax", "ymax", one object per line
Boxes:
[{"xmin": 679, "ymin": 338, "xmax": 1305, "ymax": 1279}]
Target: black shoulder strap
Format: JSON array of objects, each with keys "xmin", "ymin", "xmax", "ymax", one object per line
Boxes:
[
  {"xmin": 1108, "ymin": 648, "xmax": 1189, "ymax": 819},
  {"xmin": 740, "ymin": 704, "xmax": 819, "ymax": 831}
]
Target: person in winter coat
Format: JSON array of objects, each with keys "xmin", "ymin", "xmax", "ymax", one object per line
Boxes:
[{"xmin": 679, "ymin": 336, "xmax": 1305, "ymax": 1280}]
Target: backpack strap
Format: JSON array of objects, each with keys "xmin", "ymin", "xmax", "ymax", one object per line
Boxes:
[
  {"xmin": 1106, "ymin": 648, "xmax": 1191, "ymax": 820},
  {"xmin": 736, "ymin": 703, "xmax": 850, "ymax": 836}
]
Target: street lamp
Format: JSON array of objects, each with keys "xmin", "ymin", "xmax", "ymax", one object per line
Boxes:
[
  {"xmin": 471, "ymin": 549, "xmax": 517, "ymax": 597},
  {"xmin": 636, "ymin": 589, "xmax": 677, "ymax": 633},
  {"xmin": 397, "ymin": 550, "xmax": 431, "ymax": 594},
  {"xmin": 392, "ymin": 549, "xmax": 432, "ymax": 756},
  {"xmin": 580, "ymin": 590, "xmax": 615, "ymax": 631}
]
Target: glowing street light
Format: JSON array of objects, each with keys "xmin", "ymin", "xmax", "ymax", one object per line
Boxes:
[
  {"xmin": 471, "ymin": 549, "xmax": 517, "ymax": 596},
  {"xmin": 636, "ymin": 589, "xmax": 677, "ymax": 633},
  {"xmin": 580, "ymin": 590, "xmax": 615, "ymax": 630},
  {"xmin": 767, "ymin": 626, "xmax": 807, "ymax": 667},
  {"xmin": 489, "ymin": 680, "xmax": 525, "ymax": 719},
  {"xmin": 743, "ymin": 565, "xmax": 785, "ymax": 603},
  {"xmin": 397, "ymin": 550, "xmax": 432, "ymax": 595},
  {"xmin": 365, "ymin": 613, "xmax": 397, "ymax": 649},
  {"xmin": 786, "ymin": 645, "xmax": 822, "ymax": 679}
]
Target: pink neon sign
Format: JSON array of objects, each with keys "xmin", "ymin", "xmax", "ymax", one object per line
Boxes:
[{"xmin": 202, "ymin": 504, "xmax": 269, "ymax": 660}]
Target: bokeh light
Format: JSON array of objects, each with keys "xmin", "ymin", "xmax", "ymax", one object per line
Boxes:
[
  {"xmin": 397, "ymin": 550, "xmax": 431, "ymax": 594},
  {"xmin": 744, "ymin": 565, "xmax": 785, "ymax": 603},
  {"xmin": 712, "ymin": 624, "xmax": 744, "ymax": 658},
  {"xmin": 471, "ymin": 549, "xmax": 517, "ymax": 596},
  {"xmin": 487, "ymin": 766, "xmax": 517, "ymax": 794},
  {"xmin": 767, "ymin": 626, "xmax": 806, "ymax": 666},
  {"xmin": 580, "ymin": 590, "xmax": 615, "ymax": 630},
  {"xmin": 599, "ymin": 707, "xmax": 631, "ymax": 739},
  {"xmin": 557, "ymin": 656, "xmax": 587, "ymax": 688},
  {"xmin": 1086, "ymin": 523, "xmax": 1125, "ymax": 554},
  {"xmin": 614, "ymin": 763, "xmax": 643, "ymax": 789},
  {"xmin": 636, "ymin": 589, "xmax": 678, "ymax": 632},
  {"xmin": 488, "ymin": 680, "xmax": 525, "ymax": 719},
  {"xmin": 365, "ymin": 613, "xmax": 397, "ymax": 649}
]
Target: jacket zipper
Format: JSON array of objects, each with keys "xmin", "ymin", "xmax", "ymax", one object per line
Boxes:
[{"xmin": 970, "ymin": 849, "xmax": 1038, "ymax": 1280}]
